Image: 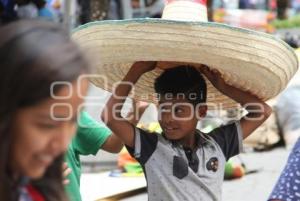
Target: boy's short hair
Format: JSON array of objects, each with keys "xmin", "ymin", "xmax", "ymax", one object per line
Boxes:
[{"xmin": 154, "ymin": 66, "xmax": 207, "ymax": 105}]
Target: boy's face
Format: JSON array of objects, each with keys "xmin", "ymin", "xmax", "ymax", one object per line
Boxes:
[{"xmin": 158, "ymin": 96, "xmax": 207, "ymax": 140}]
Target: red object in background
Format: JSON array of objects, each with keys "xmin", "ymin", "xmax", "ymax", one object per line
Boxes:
[
  {"xmin": 270, "ymin": 0, "xmax": 277, "ymax": 10},
  {"xmin": 165, "ymin": 0, "xmax": 207, "ymax": 6},
  {"xmin": 118, "ymin": 148, "xmax": 138, "ymax": 168},
  {"xmin": 27, "ymin": 185, "xmax": 45, "ymax": 201},
  {"xmin": 233, "ymin": 166, "xmax": 245, "ymax": 178}
]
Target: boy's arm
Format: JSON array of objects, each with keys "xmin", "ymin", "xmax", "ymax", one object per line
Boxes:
[
  {"xmin": 101, "ymin": 102, "xmax": 149, "ymax": 153},
  {"xmin": 126, "ymin": 100, "xmax": 150, "ymax": 126},
  {"xmin": 101, "ymin": 134, "xmax": 123, "ymax": 153},
  {"xmin": 101, "ymin": 61, "xmax": 157, "ymax": 148},
  {"xmin": 199, "ymin": 65, "xmax": 272, "ymax": 140}
]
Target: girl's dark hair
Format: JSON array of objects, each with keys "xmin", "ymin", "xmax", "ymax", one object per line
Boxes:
[
  {"xmin": 154, "ymin": 66, "xmax": 207, "ymax": 105},
  {"xmin": 0, "ymin": 20, "xmax": 89, "ymax": 201}
]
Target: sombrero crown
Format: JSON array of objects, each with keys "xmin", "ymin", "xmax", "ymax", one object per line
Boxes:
[{"xmin": 72, "ymin": 0, "xmax": 298, "ymax": 109}]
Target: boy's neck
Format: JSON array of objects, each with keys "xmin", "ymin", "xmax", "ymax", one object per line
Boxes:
[{"xmin": 178, "ymin": 131, "xmax": 198, "ymax": 149}]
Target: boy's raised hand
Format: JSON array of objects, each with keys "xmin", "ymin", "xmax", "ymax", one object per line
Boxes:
[
  {"xmin": 197, "ymin": 64, "xmax": 227, "ymax": 93},
  {"xmin": 102, "ymin": 61, "xmax": 156, "ymax": 148},
  {"xmin": 197, "ymin": 64, "xmax": 272, "ymax": 140},
  {"xmin": 131, "ymin": 61, "xmax": 157, "ymax": 74}
]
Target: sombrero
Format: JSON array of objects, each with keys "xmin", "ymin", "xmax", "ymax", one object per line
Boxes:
[{"xmin": 72, "ymin": 0, "xmax": 298, "ymax": 109}]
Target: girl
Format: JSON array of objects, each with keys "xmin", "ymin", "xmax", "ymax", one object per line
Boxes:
[{"xmin": 0, "ymin": 20, "xmax": 89, "ymax": 201}]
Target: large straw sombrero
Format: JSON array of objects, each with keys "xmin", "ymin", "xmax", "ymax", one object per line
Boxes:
[{"xmin": 72, "ymin": 0, "xmax": 299, "ymax": 110}]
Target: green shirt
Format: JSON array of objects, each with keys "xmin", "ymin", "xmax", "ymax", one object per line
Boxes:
[{"xmin": 65, "ymin": 111, "xmax": 111, "ymax": 201}]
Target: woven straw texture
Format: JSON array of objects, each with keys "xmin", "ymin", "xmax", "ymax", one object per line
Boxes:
[{"xmin": 72, "ymin": 19, "xmax": 299, "ymax": 109}]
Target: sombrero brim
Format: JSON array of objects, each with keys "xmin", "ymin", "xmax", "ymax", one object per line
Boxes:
[{"xmin": 72, "ymin": 19, "xmax": 299, "ymax": 109}]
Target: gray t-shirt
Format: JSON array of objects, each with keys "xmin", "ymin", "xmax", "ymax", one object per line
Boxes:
[{"xmin": 126, "ymin": 122, "xmax": 243, "ymax": 201}]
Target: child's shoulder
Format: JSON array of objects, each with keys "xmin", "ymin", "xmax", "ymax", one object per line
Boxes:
[{"xmin": 196, "ymin": 129, "xmax": 220, "ymax": 146}]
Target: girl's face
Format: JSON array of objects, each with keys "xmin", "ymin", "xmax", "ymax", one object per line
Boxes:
[{"xmin": 9, "ymin": 78, "xmax": 89, "ymax": 179}]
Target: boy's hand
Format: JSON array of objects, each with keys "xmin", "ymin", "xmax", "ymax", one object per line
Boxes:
[
  {"xmin": 198, "ymin": 65, "xmax": 258, "ymax": 98},
  {"xmin": 198, "ymin": 65, "xmax": 227, "ymax": 92},
  {"xmin": 198, "ymin": 64, "xmax": 272, "ymax": 140},
  {"xmin": 131, "ymin": 61, "xmax": 157, "ymax": 75}
]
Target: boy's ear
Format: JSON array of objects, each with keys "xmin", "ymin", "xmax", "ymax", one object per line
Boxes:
[{"xmin": 197, "ymin": 105, "xmax": 207, "ymax": 119}]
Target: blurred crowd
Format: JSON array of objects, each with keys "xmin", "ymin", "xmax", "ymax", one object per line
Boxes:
[{"xmin": 1, "ymin": 0, "xmax": 299, "ymax": 26}]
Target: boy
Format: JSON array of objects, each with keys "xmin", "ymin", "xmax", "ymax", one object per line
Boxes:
[{"xmin": 102, "ymin": 61, "xmax": 272, "ymax": 201}]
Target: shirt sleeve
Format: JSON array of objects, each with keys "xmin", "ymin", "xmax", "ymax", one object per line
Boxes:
[
  {"xmin": 72, "ymin": 111, "xmax": 112, "ymax": 155},
  {"xmin": 209, "ymin": 121, "xmax": 243, "ymax": 160},
  {"xmin": 125, "ymin": 127, "xmax": 158, "ymax": 165}
]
